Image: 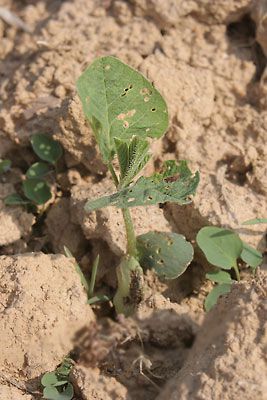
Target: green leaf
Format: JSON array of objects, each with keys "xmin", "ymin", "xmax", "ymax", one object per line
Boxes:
[
  {"xmin": 85, "ymin": 160, "xmax": 199, "ymax": 211},
  {"xmin": 43, "ymin": 385, "xmax": 59, "ymax": 399},
  {"xmin": 196, "ymin": 227, "xmax": 243, "ymax": 270},
  {"xmin": 64, "ymin": 246, "xmax": 89, "ymax": 293},
  {"xmin": 137, "ymin": 232, "xmax": 193, "ymax": 279},
  {"xmin": 31, "ymin": 134, "xmax": 63, "ymax": 164},
  {"xmin": 205, "ymin": 283, "xmax": 232, "ymax": 312},
  {"xmin": 87, "ymin": 294, "xmax": 110, "ymax": 305},
  {"xmin": 206, "ymin": 270, "xmax": 233, "ymax": 284},
  {"xmin": 43, "ymin": 383, "xmax": 73, "ymax": 400},
  {"xmin": 23, "ymin": 178, "xmax": 52, "ymax": 205},
  {"xmin": 4, "ymin": 193, "xmax": 29, "ymax": 206},
  {"xmin": 41, "ymin": 372, "xmax": 60, "ymax": 387},
  {"xmin": 76, "ymin": 56, "xmax": 168, "ymax": 162},
  {"xmin": 242, "ymin": 218, "xmax": 267, "ymax": 225},
  {"xmin": 26, "ymin": 162, "xmax": 51, "ymax": 179},
  {"xmin": 241, "ymin": 242, "xmax": 263, "ymax": 269},
  {"xmin": 115, "ymin": 136, "xmax": 150, "ymax": 188},
  {"xmin": 113, "ymin": 256, "xmax": 144, "ymax": 316},
  {"xmin": 0, "ymin": 159, "xmax": 11, "ymax": 173},
  {"xmin": 56, "ymin": 358, "xmax": 73, "ymax": 377}
]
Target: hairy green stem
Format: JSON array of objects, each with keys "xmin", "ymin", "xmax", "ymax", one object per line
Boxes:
[
  {"xmin": 233, "ymin": 262, "xmax": 240, "ymax": 282},
  {"xmin": 108, "ymin": 161, "xmax": 137, "ymax": 257}
]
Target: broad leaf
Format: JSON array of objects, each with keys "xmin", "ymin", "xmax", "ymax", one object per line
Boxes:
[
  {"xmin": 31, "ymin": 134, "xmax": 63, "ymax": 164},
  {"xmin": 115, "ymin": 136, "xmax": 150, "ymax": 187},
  {"xmin": 241, "ymin": 242, "xmax": 263, "ymax": 269},
  {"xmin": 76, "ymin": 56, "xmax": 168, "ymax": 162},
  {"xmin": 206, "ymin": 270, "xmax": 233, "ymax": 284},
  {"xmin": 26, "ymin": 162, "xmax": 51, "ymax": 179},
  {"xmin": 196, "ymin": 227, "xmax": 242, "ymax": 270},
  {"xmin": 242, "ymin": 218, "xmax": 267, "ymax": 225},
  {"xmin": 137, "ymin": 231, "xmax": 193, "ymax": 279},
  {"xmin": 23, "ymin": 178, "xmax": 52, "ymax": 205},
  {"xmin": 85, "ymin": 160, "xmax": 199, "ymax": 211},
  {"xmin": 205, "ymin": 283, "xmax": 232, "ymax": 312},
  {"xmin": 113, "ymin": 256, "xmax": 144, "ymax": 316},
  {"xmin": 0, "ymin": 159, "xmax": 11, "ymax": 173},
  {"xmin": 4, "ymin": 193, "xmax": 29, "ymax": 206},
  {"xmin": 43, "ymin": 383, "xmax": 73, "ymax": 400},
  {"xmin": 41, "ymin": 372, "xmax": 60, "ymax": 387}
]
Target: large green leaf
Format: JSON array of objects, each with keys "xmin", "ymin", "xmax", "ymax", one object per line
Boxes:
[
  {"xmin": 137, "ymin": 232, "xmax": 193, "ymax": 279},
  {"xmin": 115, "ymin": 136, "xmax": 150, "ymax": 188},
  {"xmin": 26, "ymin": 162, "xmax": 51, "ymax": 179},
  {"xmin": 76, "ymin": 56, "xmax": 168, "ymax": 162},
  {"xmin": 85, "ymin": 160, "xmax": 199, "ymax": 211},
  {"xmin": 43, "ymin": 383, "xmax": 73, "ymax": 400},
  {"xmin": 205, "ymin": 283, "xmax": 232, "ymax": 312},
  {"xmin": 196, "ymin": 227, "xmax": 243, "ymax": 270}
]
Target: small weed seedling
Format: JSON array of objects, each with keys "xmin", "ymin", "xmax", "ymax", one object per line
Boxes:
[
  {"xmin": 64, "ymin": 246, "xmax": 110, "ymax": 305},
  {"xmin": 5, "ymin": 134, "xmax": 62, "ymax": 208},
  {"xmin": 41, "ymin": 357, "xmax": 74, "ymax": 400},
  {"xmin": 77, "ymin": 56, "xmax": 199, "ymax": 316},
  {"xmin": 196, "ymin": 225, "xmax": 264, "ymax": 311}
]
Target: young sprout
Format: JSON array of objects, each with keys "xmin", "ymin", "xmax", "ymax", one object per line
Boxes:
[{"xmin": 77, "ymin": 56, "xmax": 199, "ymax": 316}]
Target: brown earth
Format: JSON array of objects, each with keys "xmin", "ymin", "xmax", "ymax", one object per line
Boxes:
[{"xmin": 0, "ymin": 0, "xmax": 267, "ymax": 399}]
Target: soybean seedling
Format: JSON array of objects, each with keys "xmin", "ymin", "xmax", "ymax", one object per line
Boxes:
[
  {"xmin": 77, "ymin": 56, "xmax": 199, "ymax": 316},
  {"xmin": 5, "ymin": 134, "xmax": 62, "ymax": 208},
  {"xmin": 41, "ymin": 357, "xmax": 74, "ymax": 400},
  {"xmin": 197, "ymin": 225, "xmax": 264, "ymax": 311}
]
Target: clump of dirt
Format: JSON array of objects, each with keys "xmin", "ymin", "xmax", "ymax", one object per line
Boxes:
[
  {"xmin": 0, "ymin": 384, "xmax": 33, "ymax": 400},
  {"xmin": 0, "ymin": 253, "xmax": 94, "ymax": 382},
  {"xmin": 157, "ymin": 272, "xmax": 267, "ymax": 400}
]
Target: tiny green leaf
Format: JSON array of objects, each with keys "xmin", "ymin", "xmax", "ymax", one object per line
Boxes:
[
  {"xmin": 4, "ymin": 193, "xmax": 29, "ymax": 206},
  {"xmin": 87, "ymin": 294, "xmax": 110, "ymax": 305},
  {"xmin": 43, "ymin": 383, "xmax": 73, "ymax": 400},
  {"xmin": 196, "ymin": 227, "xmax": 243, "ymax": 270},
  {"xmin": 41, "ymin": 372, "xmax": 60, "ymax": 387},
  {"xmin": 113, "ymin": 256, "xmax": 144, "ymax": 316},
  {"xmin": 76, "ymin": 56, "xmax": 168, "ymax": 162},
  {"xmin": 64, "ymin": 246, "xmax": 89, "ymax": 293},
  {"xmin": 26, "ymin": 162, "xmax": 51, "ymax": 179},
  {"xmin": 0, "ymin": 159, "xmax": 11, "ymax": 173},
  {"xmin": 115, "ymin": 136, "xmax": 150, "ymax": 188},
  {"xmin": 85, "ymin": 160, "xmax": 199, "ymax": 211},
  {"xmin": 43, "ymin": 385, "xmax": 59, "ymax": 399},
  {"xmin": 242, "ymin": 218, "xmax": 267, "ymax": 225},
  {"xmin": 206, "ymin": 270, "xmax": 233, "ymax": 284},
  {"xmin": 241, "ymin": 242, "xmax": 263, "ymax": 269},
  {"xmin": 23, "ymin": 178, "xmax": 52, "ymax": 205},
  {"xmin": 137, "ymin": 232, "xmax": 193, "ymax": 279},
  {"xmin": 205, "ymin": 283, "xmax": 232, "ymax": 312},
  {"xmin": 31, "ymin": 134, "xmax": 63, "ymax": 164}
]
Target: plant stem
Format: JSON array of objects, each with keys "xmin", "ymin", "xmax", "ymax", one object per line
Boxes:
[
  {"xmin": 233, "ymin": 262, "xmax": 240, "ymax": 282},
  {"xmin": 89, "ymin": 254, "xmax": 99, "ymax": 298},
  {"xmin": 108, "ymin": 161, "xmax": 137, "ymax": 257},
  {"xmin": 122, "ymin": 208, "xmax": 137, "ymax": 257}
]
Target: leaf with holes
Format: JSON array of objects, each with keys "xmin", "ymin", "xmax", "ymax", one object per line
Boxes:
[
  {"xmin": 137, "ymin": 232, "xmax": 193, "ymax": 279},
  {"xmin": 115, "ymin": 136, "xmax": 150, "ymax": 187},
  {"xmin": 31, "ymin": 134, "xmax": 63, "ymax": 164},
  {"xmin": 241, "ymin": 242, "xmax": 263, "ymax": 269},
  {"xmin": 23, "ymin": 178, "xmax": 52, "ymax": 205},
  {"xmin": 196, "ymin": 227, "xmax": 243, "ymax": 270},
  {"xmin": 205, "ymin": 283, "xmax": 232, "ymax": 312},
  {"xmin": 76, "ymin": 56, "xmax": 168, "ymax": 162},
  {"xmin": 85, "ymin": 160, "xmax": 199, "ymax": 211},
  {"xmin": 26, "ymin": 162, "xmax": 51, "ymax": 179}
]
